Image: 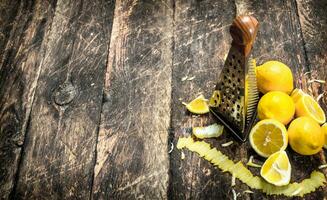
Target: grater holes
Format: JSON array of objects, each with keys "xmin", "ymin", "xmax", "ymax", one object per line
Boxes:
[
  {"xmin": 232, "ymin": 55, "xmax": 235, "ymax": 59},
  {"xmin": 229, "ymin": 62, "xmax": 232, "ymax": 66},
  {"xmin": 232, "ymin": 73, "xmax": 235, "ymax": 78},
  {"xmin": 237, "ymin": 78, "xmax": 241, "ymax": 83},
  {"xmin": 233, "ymin": 65, "xmax": 237, "ymax": 70},
  {"xmin": 226, "ymin": 69, "xmax": 230, "ymax": 73},
  {"xmin": 237, "ymin": 59, "xmax": 241, "ymax": 64}
]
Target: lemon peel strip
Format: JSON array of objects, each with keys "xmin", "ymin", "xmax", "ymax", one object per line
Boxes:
[
  {"xmin": 246, "ymin": 156, "xmax": 262, "ymax": 168},
  {"xmin": 177, "ymin": 137, "xmax": 326, "ymax": 197}
]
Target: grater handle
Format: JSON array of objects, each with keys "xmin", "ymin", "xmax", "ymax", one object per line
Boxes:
[{"xmin": 230, "ymin": 15, "xmax": 259, "ymax": 56}]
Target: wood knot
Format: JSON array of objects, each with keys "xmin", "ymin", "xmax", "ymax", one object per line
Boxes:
[{"xmin": 53, "ymin": 82, "xmax": 77, "ymax": 106}]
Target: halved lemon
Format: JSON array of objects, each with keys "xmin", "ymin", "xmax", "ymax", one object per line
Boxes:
[
  {"xmin": 291, "ymin": 88, "xmax": 306, "ymax": 103},
  {"xmin": 321, "ymin": 123, "xmax": 327, "ymax": 149},
  {"xmin": 260, "ymin": 150, "xmax": 291, "ymax": 186},
  {"xmin": 249, "ymin": 119, "xmax": 288, "ymax": 158},
  {"xmin": 183, "ymin": 95, "xmax": 209, "ymax": 114},
  {"xmin": 295, "ymin": 95, "xmax": 326, "ymax": 124}
]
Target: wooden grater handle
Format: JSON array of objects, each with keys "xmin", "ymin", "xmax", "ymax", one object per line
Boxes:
[{"xmin": 230, "ymin": 15, "xmax": 259, "ymax": 56}]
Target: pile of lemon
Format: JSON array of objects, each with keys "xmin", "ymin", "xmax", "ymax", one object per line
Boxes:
[
  {"xmin": 250, "ymin": 61, "xmax": 327, "ymax": 186},
  {"xmin": 182, "ymin": 60, "xmax": 327, "ymax": 187}
]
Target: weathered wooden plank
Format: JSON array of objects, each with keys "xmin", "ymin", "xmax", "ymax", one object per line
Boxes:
[
  {"xmin": 0, "ymin": 0, "xmax": 56, "ymax": 198},
  {"xmin": 169, "ymin": 0, "xmax": 325, "ymax": 199},
  {"xmin": 168, "ymin": 0, "xmax": 252, "ymax": 199},
  {"xmin": 12, "ymin": 0, "xmax": 115, "ymax": 198},
  {"xmin": 296, "ymin": 0, "xmax": 327, "ymax": 107},
  {"xmin": 232, "ymin": 0, "xmax": 325, "ymax": 199},
  {"xmin": 0, "ymin": 0, "xmax": 21, "ymax": 59},
  {"xmin": 296, "ymin": 0, "xmax": 327, "ymax": 198},
  {"xmin": 92, "ymin": 0, "xmax": 173, "ymax": 199}
]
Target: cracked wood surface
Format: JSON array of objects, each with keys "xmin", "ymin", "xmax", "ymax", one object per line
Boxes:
[
  {"xmin": 0, "ymin": 0, "xmax": 326, "ymax": 199},
  {"xmin": 9, "ymin": 0, "xmax": 115, "ymax": 199},
  {"xmin": 0, "ymin": 0, "xmax": 56, "ymax": 198},
  {"xmin": 92, "ymin": 0, "xmax": 173, "ymax": 199},
  {"xmin": 168, "ymin": 1, "xmax": 252, "ymax": 199}
]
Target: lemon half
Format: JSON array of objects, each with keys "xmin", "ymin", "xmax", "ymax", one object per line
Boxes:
[
  {"xmin": 291, "ymin": 88, "xmax": 306, "ymax": 103},
  {"xmin": 260, "ymin": 150, "xmax": 291, "ymax": 186},
  {"xmin": 295, "ymin": 95, "xmax": 326, "ymax": 124},
  {"xmin": 249, "ymin": 119, "xmax": 288, "ymax": 158}
]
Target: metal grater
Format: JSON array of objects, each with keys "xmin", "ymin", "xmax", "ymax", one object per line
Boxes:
[{"xmin": 209, "ymin": 15, "xmax": 259, "ymax": 142}]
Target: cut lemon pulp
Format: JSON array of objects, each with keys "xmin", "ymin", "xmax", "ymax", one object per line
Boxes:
[
  {"xmin": 249, "ymin": 119, "xmax": 288, "ymax": 158},
  {"xmin": 260, "ymin": 151, "xmax": 291, "ymax": 186},
  {"xmin": 291, "ymin": 88, "xmax": 306, "ymax": 103},
  {"xmin": 295, "ymin": 95, "xmax": 326, "ymax": 124},
  {"xmin": 183, "ymin": 95, "xmax": 209, "ymax": 114}
]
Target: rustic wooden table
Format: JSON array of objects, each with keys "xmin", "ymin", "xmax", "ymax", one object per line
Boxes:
[{"xmin": 0, "ymin": 0, "xmax": 326, "ymax": 199}]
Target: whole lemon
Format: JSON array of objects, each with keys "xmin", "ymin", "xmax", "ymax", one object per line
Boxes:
[
  {"xmin": 258, "ymin": 91, "xmax": 295, "ymax": 125},
  {"xmin": 288, "ymin": 117, "xmax": 324, "ymax": 155},
  {"xmin": 256, "ymin": 61, "xmax": 294, "ymax": 94}
]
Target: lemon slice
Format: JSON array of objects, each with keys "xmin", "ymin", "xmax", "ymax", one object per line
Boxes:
[
  {"xmin": 249, "ymin": 119, "xmax": 288, "ymax": 158},
  {"xmin": 183, "ymin": 95, "xmax": 209, "ymax": 114},
  {"xmin": 260, "ymin": 151, "xmax": 291, "ymax": 186},
  {"xmin": 295, "ymin": 95, "xmax": 326, "ymax": 124},
  {"xmin": 291, "ymin": 88, "xmax": 306, "ymax": 103}
]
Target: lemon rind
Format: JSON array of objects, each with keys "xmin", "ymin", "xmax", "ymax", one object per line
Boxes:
[
  {"xmin": 177, "ymin": 137, "xmax": 326, "ymax": 197},
  {"xmin": 301, "ymin": 95, "xmax": 326, "ymax": 124}
]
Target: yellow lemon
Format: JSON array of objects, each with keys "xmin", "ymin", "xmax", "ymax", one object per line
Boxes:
[
  {"xmin": 295, "ymin": 95, "xmax": 326, "ymax": 124},
  {"xmin": 322, "ymin": 123, "xmax": 327, "ymax": 149},
  {"xmin": 288, "ymin": 117, "xmax": 324, "ymax": 155},
  {"xmin": 260, "ymin": 150, "xmax": 291, "ymax": 186},
  {"xmin": 290, "ymin": 88, "xmax": 306, "ymax": 103},
  {"xmin": 183, "ymin": 95, "xmax": 209, "ymax": 114},
  {"xmin": 256, "ymin": 61, "xmax": 294, "ymax": 94},
  {"xmin": 249, "ymin": 119, "xmax": 288, "ymax": 158},
  {"xmin": 258, "ymin": 91, "xmax": 295, "ymax": 125}
]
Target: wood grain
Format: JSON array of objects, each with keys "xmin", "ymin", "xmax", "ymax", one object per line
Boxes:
[
  {"xmin": 296, "ymin": 0, "xmax": 327, "ymax": 198},
  {"xmin": 0, "ymin": 0, "xmax": 21, "ymax": 59},
  {"xmin": 0, "ymin": 0, "xmax": 56, "ymax": 198},
  {"xmin": 234, "ymin": 0, "xmax": 325, "ymax": 199},
  {"xmin": 92, "ymin": 0, "xmax": 173, "ymax": 199},
  {"xmin": 170, "ymin": 0, "xmax": 326, "ymax": 199},
  {"xmin": 296, "ymin": 0, "xmax": 327, "ymax": 109},
  {"xmin": 0, "ymin": 0, "xmax": 326, "ymax": 199},
  {"xmin": 12, "ymin": 0, "xmax": 115, "ymax": 198},
  {"xmin": 168, "ymin": 0, "xmax": 254, "ymax": 199}
]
